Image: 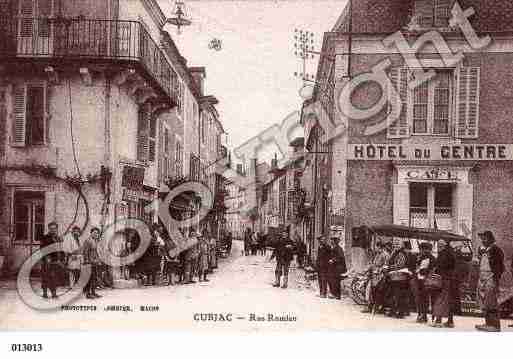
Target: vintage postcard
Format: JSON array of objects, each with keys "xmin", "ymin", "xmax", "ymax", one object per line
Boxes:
[{"xmin": 1, "ymin": 0, "xmax": 513, "ymax": 336}]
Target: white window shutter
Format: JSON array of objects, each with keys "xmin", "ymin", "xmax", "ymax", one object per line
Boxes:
[
  {"xmin": 387, "ymin": 67, "xmax": 410, "ymax": 138},
  {"xmin": 454, "ymin": 184, "xmax": 473, "ymax": 237},
  {"xmin": 393, "ymin": 184, "xmax": 410, "ymax": 226},
  {"xmin": 455, "ymin": 67, "xmax": 480, "ymax": 139},
  {"xmin": 12, "ymin": 85, "xmax": 26, "ymax": 147}
]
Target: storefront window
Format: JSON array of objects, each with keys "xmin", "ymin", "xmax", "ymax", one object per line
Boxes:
[{"xmin": 409, "ymin": 182, "xmax": 453, "ymax": 230}]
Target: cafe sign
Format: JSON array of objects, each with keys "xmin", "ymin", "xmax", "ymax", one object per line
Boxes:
[
  {"xmin": 348, "ymin": 144, "xmax": 513, "ymax": 161},
  {"xmin": 406, "ymin": 168, "xmax": 458, "ymax": 181}
]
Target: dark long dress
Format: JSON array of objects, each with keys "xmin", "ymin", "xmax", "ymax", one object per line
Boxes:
[{"xmin": 432, "ymin": 248, "xmax": 456, "ymax": 318}]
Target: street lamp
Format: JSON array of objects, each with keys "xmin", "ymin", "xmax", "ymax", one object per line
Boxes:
[{"xmin": 165, "ymin": 1, "xmax": 192, "ymax": 34}]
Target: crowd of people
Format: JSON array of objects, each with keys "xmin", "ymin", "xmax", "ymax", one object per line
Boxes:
[
  {"xmin": 39, "ymin": 221, "xmax": 234, "ymax": 300},
  {"xmin": 360, "ymin": 230, "xmax": 509, "ymax": 332}
]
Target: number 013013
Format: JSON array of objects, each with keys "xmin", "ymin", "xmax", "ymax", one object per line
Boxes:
[{"xmin": 10, "ymin": 344, "xmax": 43, "ymax": 352}]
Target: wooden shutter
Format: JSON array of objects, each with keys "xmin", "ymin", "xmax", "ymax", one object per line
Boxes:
[
  {"xmin": 393, "ymin": 184, "xmax": 410, "ymax": 226},
  {"xmin": 148, "ymin": 116, "xmax": 156, "ymax": 162},
  {"xmin": 455, "ymin": 67, "xmax": 480, "ymax": 139},
  {"xmin": 37, "ymin": 0, "xmax": 52, "ymax": 38},
  {"xmin": 136, "ymin": 107, "xmax": 149, "ymax": 162},
  {"xmin": 387, "ymin": 67, "xmax": 410, "ymax": 138},
  {"xmin": 19, "ymin": 0, "xmax": 34, "ymax": 38},
  {"xmin": 455, "ymin": 184, "xmax": 473, "ymax": 237},
  {"xmin": 12, "ymin": 85, "xmax": 27, "ymax": 146}
]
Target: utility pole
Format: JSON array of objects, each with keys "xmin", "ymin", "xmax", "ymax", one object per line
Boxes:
[{"xmin": 293, "ymin": 29, "xmax": 316, "ymax": 84}]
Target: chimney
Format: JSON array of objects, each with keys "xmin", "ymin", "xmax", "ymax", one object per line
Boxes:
[{"xmin": 188, "ymin": 67, "xmax": 206, "ymax": 96}]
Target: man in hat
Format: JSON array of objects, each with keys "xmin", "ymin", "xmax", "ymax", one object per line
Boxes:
[
  {"xmin": 62, "ymin": 225, "xmax": 83, "ymax": 287},
  {"xmin": 475, "ymin": 231, "xmax": 505, "ymax": 332},
  {"xmin": 82, "ymin": 227, "xmax": 102, "ymax": 299},
  {"xmin": 40, "ymin": 222, "xmax": 64, "ymax": 299},
  {"xmin": 270, "ymin": 232, "xmax": 295, "ymax": 288},
  {"xmin": 414, "ymin": 242, "xmax": 435, "ymax": 323},
  {"xmin": 316, "ymin": 236, "xmax": 331, "ymax": 298},
  {"xmin": 386, "ymin": 240, "xmax": 412, "ymax": 318},
  {"xmin": 327, "ymin": 237, "xmax": 346, "ymax": 300}
]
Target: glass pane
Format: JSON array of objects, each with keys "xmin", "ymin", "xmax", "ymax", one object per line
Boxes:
[
  {"xmin": 413, "ymin": 81, "xmax": 428, "ymax": 133},
  {"xmin": 15, "ymin": 223, "xmax": 29, "ymax": 242},
  {"xmin": 34, "ymin": 204, "xmax": 45, "ymax": 223},
  {"xmin": 410, "ymin": 183, "xmax": 429, "ymax": 208},
  {"xmin": 27, "ymin": 87, "xmax": 45, "ymax": 144},
  {"xmin": 433, "ymin": 72, "xmax": 451, "ymax": 134},
  {"xmin": 15, "ymin": 204, "xmax": 29, "ymax": 222},
  {"xmin": 435, "ymin": 183, "xmax": 453, "ymax": 208}
]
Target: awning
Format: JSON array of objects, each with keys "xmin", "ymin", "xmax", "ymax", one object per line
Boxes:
[{"xmin": 368, "ymin": 224, "xmax": 471, "ymax": 242}]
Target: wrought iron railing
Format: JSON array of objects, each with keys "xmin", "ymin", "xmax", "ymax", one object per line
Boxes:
[{"xmin": 0, "ymin": 17, "xmax": 178, "ymax": 104}]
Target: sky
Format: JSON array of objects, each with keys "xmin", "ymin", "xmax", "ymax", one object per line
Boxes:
[{"xmin": 157, "ymin": 0, "xmax": 346, "ymax": 164}]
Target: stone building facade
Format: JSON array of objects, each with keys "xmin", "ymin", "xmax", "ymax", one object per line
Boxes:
[
  {"xmin": 0, "ymin": 0, "xmax": 225, "ymax": 275},
  {"xmin": 305, "ymin": 0, "xmax": 513, "ymax": 268}
]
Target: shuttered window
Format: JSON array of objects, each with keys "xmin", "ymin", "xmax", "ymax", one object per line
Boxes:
[
  {"xmin": 37, "ymin": 0, "xmax": 52, "ymax": 38},
  {"xmin": 455, "ymin": 67, "xmax": 480, "ymax": 138},
  {"xmin": 136, "ymin": 107, "xmax": 149, "ymax": 162},
  {"xmin": 19, "ymin": 0, "xmax": 34, "ymax": 38},
  {"xmin": 388, "ymin": 69, "xmax": 455, "ymax": 137},
  {"xmin": 175, "ymin": 139, "xmax": 183, "ymax": 178},
  {"xmin": 413, "ymin": 0, "xmax": 452, "ymax": 28},
  {"xmin": 148, "ymin": 116, "xmax": 156, "ymax": 162},
  {"xmin": 12, "ymin": 83, "xmax": 47, "ymax": 147}
]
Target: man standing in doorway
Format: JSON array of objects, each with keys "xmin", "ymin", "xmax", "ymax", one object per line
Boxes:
[
  {"xmin": 40, "ymin": 222, "xmax": 64, "ymax": 299},
  {"xmin": 475, "ymin": 231, "xmax": 505, "ymax": 332}
]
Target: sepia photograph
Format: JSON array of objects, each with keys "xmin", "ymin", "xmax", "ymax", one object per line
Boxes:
[{"xmin": 0, "ymin": 0, "xmax": 513, "ymax": 350}]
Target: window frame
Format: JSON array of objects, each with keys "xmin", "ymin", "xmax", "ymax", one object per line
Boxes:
[
  {"xmin": 410, "ymin": 69, "xmax": 453, "ymax": 137},
  {"xmin": 412, "ymin": 0, "xmax": 453, "ymax": 30},
  {"xmin": 12, "ymin": 189, "xmax": 46, "ymax": 245},
  {"xmin": 11, "ymin": 81, "xmax": 48, "ymax": 147}
]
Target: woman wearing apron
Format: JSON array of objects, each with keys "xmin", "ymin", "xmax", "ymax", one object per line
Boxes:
[{"xmin": 475, "ymin": 231, "xmax": 505, "ymax": 332}]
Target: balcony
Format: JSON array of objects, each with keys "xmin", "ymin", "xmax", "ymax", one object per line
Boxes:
[{"xmin": 0, "ymin": 17, "xmax": 179, "ymax": 105}]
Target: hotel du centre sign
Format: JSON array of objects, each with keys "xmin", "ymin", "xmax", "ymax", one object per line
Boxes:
[{"xmin": 347, "ymin": 143, "xmax": 513, "ymax": 161}]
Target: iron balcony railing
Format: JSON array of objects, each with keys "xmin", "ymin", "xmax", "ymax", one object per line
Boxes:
[{"xmin": 0, "ymin": 17, "xmax": 179, "ymax": 105}]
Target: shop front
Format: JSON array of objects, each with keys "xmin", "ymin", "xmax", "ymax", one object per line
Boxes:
[{"xmin": 393, "ymin": 165, "xmax": 473, "ymax": 237}]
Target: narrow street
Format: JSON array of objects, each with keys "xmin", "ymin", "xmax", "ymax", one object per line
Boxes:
[{"xmin": 0, "ymin": 240, "xmax": 511, "ymax": 332}]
